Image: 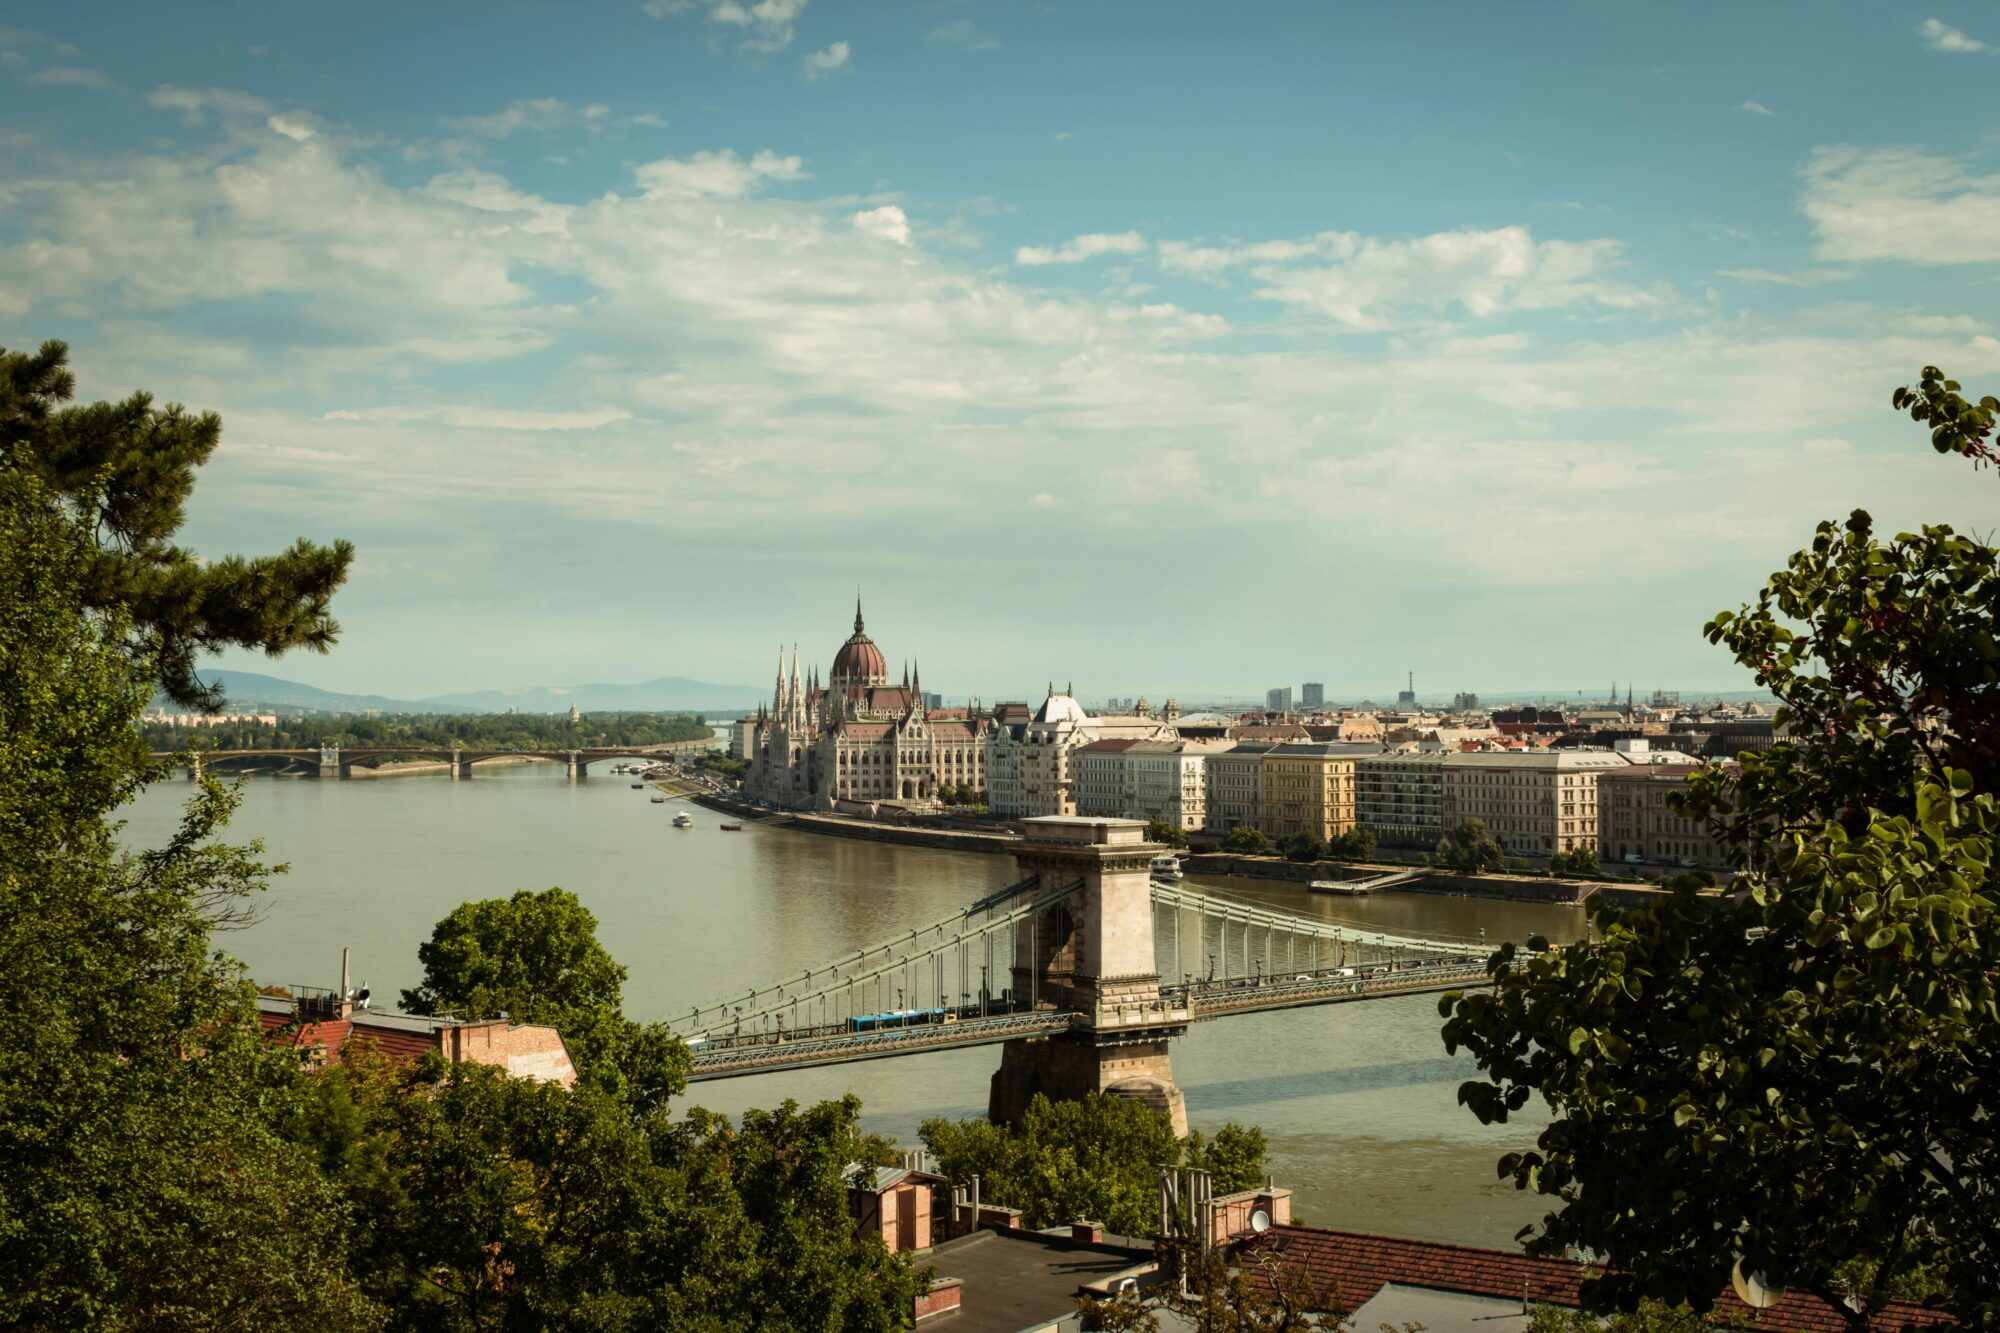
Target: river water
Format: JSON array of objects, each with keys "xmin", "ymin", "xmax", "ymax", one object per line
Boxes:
[{"xmin": 120, "ymin": 762, "xmax": 1586, "ymax": 1248}]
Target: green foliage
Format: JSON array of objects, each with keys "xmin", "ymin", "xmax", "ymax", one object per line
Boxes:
[
  {"xmin": 1441, "ymin": 374, "xmax": 2000, "ymax": 1330},
  {"xmin": 1659, "ymin": 870, "xmax": 1715, "ymax": 892},
  {"xmin": 1224, "ymin": 825, "xmax": 1274, "ymax": 855},
  {"xmin": 1435, "ymin": 818, "xmax": 1504, "ymax": 873},
  {"xmin": 295, "ymin": 1055, "xmax": 922, "ymax": 1332},
  {"xmin": 400, "ymin": 888, "xmax": 689, "ymax": 1117},
  {"xmin": 142, "ymin": 710, "xmax": 713, "ymax": 756},
  {"xmin": 1185, "ymin": 1123, "xmax": 1270, "ymax": 1195},
  {"xmin": 1146, "ymin": 819, "xmax": 1190, "ymax": 848},
  {"xmin": 1281, "ymin": 830, "xmax": 1328, "ymax": 862},
  {"xmin": 1548, "ymin": 846, "xmax": 1604, "ymax": 879},
  {"xmin": 920, "ymin": 1094, "xmax": 1268, "ymax": 1237},
  {"xmin": 1324, "ymin": 826, "xmax": 1376, "ymax": 860},
  {"xmin": 1, "ymin": 340, "xmax": 352, "ymax": 711},
  {"xmin": 0, "ymin": 471, "xmax": 375, "ymax": 1329}
]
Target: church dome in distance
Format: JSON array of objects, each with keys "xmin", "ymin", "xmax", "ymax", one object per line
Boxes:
[{"xmin": 831, "ymin": 597, "xmax": 890, "ymax": 686}]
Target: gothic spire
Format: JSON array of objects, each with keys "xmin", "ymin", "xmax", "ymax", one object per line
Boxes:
[{"xmin": 854, "ymin": 590, "xmax": 865, "ymax": 635}]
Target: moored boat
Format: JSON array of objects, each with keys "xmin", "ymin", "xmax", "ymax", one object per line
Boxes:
[{"xmin": 673, "ymin": 812, "xmax": 694, "ymax": 828}]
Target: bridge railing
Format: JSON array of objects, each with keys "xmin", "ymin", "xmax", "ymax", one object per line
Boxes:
[
  {"xmin": 671, "ymin": 875, "xmax": 1082, "ymax": 1041},
  {"xmin": 1151, "ymin": 883, "xmax": 1499, "ymax": 987}
]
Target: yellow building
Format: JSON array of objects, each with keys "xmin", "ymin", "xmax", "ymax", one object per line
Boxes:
[{"xmin": 1259, "ymin": 742, "xmax": 1369, "ymax": 841}]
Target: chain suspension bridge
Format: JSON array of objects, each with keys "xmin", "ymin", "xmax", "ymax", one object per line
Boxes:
[{"xmin": 670, "ymin": 816, "xmax": 1496, "ymax": 1133}]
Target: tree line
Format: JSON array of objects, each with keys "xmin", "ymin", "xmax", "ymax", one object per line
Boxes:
[{"xmin": 141, "ymin": 710, "xmax": 714, "ymax": 754}]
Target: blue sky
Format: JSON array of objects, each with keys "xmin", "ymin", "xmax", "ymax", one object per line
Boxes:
[{"xmin": 4, "ymin": 1, "xmax": 1999, "ymax": 703}]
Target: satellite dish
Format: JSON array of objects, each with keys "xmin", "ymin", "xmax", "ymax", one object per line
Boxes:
[
  {"xmin": 1731, "ymin": 1258, "xmax": 1784, "ymax": 1309},
  {"xmin": 1249, "ymin": 1209, "xmax": 1273, "ymax": 1233}
]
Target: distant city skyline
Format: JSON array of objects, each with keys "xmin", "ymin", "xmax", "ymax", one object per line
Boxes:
[{"xmin": 5, "ymin": 3, "xmax": 1997, "ymax": 698}]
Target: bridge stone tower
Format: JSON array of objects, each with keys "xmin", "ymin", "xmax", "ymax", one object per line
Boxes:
[{"xmin": 989, "ymin": 816, "xmax": 1190, "ymax": 1135}]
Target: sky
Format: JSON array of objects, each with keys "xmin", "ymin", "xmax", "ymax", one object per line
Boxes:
[{"xmin": 3, "ymin": 1, "xmax": 1999, "ymax": 705}]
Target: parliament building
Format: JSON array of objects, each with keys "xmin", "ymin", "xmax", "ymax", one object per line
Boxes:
[{"xmin": 746, "ymin": 600, "xmax": 987, "ymax": 811}]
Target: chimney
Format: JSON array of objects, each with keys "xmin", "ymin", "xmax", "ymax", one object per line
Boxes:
[{"xmin": 1070, "ymin": 1220, "xmax": 1105, "ymax": 1244}]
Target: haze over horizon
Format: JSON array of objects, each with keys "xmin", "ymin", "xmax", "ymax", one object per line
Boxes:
[{"xmin": 6, "ymin": 2, "xmax": 1998, "ymax": 700}]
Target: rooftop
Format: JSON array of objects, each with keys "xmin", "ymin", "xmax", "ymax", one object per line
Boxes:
[{"xmin": 926, "ymin": 1228, "xmax": 1154, "ymax": 1333}]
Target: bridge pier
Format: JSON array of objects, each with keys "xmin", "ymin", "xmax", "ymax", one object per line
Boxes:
[
  {"xmin": 988, "ymin": 816, "xmax": 1190, "ymax": 1137},
  {"xmin": 318, "ymin": 744, "xmax": 347, "ymax": 780},
  {"xmin": 185, "ymin": 755, "xmax": 204, "ymax": 782},
  {"xmin": 450, "ymin": 748, "xmax": 474, "ymax": 780},
  {"xmin": 566, "ymin": 750, "xmax": 586, "ymax": 781}
]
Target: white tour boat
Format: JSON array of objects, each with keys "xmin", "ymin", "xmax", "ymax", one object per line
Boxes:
[{"xmin": 1150, "ymin": 855, "xmax": 1184, "ymax": 882}]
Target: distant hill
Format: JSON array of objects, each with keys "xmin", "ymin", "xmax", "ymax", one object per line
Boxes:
[
  {"xmin": 157, "ymin": 670, "xmax": 473, "ymax": 715},
  {"xmin": 422, "ymin": 677, "xmax": 767, "ymax": 714},
  {"xmin": 159, "ymin": 669, "xmax": 765, "ymax": 716}
]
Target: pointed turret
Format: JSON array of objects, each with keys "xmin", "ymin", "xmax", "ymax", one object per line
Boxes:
[{"xmin": 854, "ymin": 591, "xmax": 865, "ymax": 636}]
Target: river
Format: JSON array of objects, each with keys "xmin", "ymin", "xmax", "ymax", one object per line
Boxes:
[{"xmin": 119, "ymin": 761, "xmax": 1586, "ymax": 1248}]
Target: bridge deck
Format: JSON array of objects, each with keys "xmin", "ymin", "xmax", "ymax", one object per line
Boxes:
[{"xmin": 681, "ymin": 960, "xmax": 1491, "ymax": 1081}]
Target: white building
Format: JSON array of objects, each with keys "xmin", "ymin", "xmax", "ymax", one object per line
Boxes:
[
  {"xmin": 1073, "ymin": 739, "xmax": 1212, "ymax": 831},
  {"xmin": 1440, "ymin": 750, "xmax": 1631, "ymax": 856},
  {"xmin": 984, "ymin": 689, "xmax": 1174, "ymax": 819},
  {"xmin": 1204, "ymin": 742, "xmax": 1275, "ymax": 833}
]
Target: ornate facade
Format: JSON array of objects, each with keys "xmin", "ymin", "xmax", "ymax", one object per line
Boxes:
[{"xmin": 747, "ymin": 600, "xmax": 987, "ymax": 810}]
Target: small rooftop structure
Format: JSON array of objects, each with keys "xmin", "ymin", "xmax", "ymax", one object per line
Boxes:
[{"xmin": 256, "ymin": 978, "xmax": 576, "ymax": 1087}]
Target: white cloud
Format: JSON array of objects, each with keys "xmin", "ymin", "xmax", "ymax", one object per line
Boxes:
[
  {"xmin": 803, "ymin": 40, "xmax": 850, "ymax": 80},
  {"xmin": 1220, "ymin": 226, "xmax": 1660, "ymax": 329},
  {"xmin": 445, "ymin": 97, "xmax": 613, "ymax": 137},
  {"xmin": 927, "ymin": 19, "xmax": 999, "ymax": 50},
  {"xmin": 1918, "ymin": 18, "xmax": 1988, "ymax": 52},
  {"xmin": 1015, "ymin": 231, "xmax": 1147, "ymax": 266},
  {"xmin": 323, "ymin": 406, "xmax": 633, "ymax": 430},
  {"xmin": 708, "ymin": 0, "xmax": 807, "ymax": 50},
  {"xmin": 1738, "ymin": 100, "xmax": 1774, "ymax": 116},
  {"xmin": 851, "ymin": 204, "xmax": 910, "ymax": 245},
  {"xmin": 1802, "ymin": 145, "xmax": 2000, "ymax": 263},
  {"xmin": 633, "ymin": 148, "xmax": 806, "ymax": 197},
  {"xmin": 147, "ymin": 84, "xmax": 273, "ymax": 125},
  {"xmin": 28, "ymin": 65, "xmax": 112, "ymax": 89},
  {"xmin": 267, "ymin": 113, "xmax": 316, "ymax": 143}
]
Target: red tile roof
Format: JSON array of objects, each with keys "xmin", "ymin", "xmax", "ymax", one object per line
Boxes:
[{"xmin": 1241, "ymin": 1227, "xmax": 1951, "ymax": 1333}]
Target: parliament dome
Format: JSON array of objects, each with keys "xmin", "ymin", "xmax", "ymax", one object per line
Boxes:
[{"xmin": 831, "ymin": 598, "xmax": 890, "ymax": 686}]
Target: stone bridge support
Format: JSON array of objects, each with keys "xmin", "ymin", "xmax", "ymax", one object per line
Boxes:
[
  {"xmin": 449, "ymin": 749, "xmax": 475, "ymax": 780},
  {"xmin": 318, "ymin": 744, "xmax": 347, "ymax": 780},
  {"xmin": 185, "ymin": 754, "xmax": 204, "ymax": 781},
  {"xmin": 566, "ymin": 750, "xmax": 586, "ymax": 781},
  {"xmin": 988, "ymin": 816, "xmax": 1189, "ymax": 1136}
]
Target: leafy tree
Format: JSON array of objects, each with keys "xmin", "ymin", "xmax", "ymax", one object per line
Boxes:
[
  {"xmin": 921, "ymin": 1094, "xmax": 1268, "ymax": 1237},
  {"xmin": 1659, "ymin": 870, "xmax": 1715, "ymax": 892},
  {"xmin": 1281, "ymin": 831, "xmax": 1327, "ymax": 862},
  {"xmin": 400, "ymin": 888, "xmax": 689, "ymax": 1117},
  {"xmin": 295, "ymin": 1054, "xmax": 923, "ymax": 1331},
  {"xmin": 0, "ymin": 471, "xmax": 375, "ymax": 1329},
  {"xmin": 1185, "ymin": 1123, "xmax": 1270, "ymax": 1195},
  {"xmin": 1324, "ymin": 826, "xmax": 1377, "ymax": 860},
  {"xmin": 1440, "ymin": 370, "xmax": 2000, "ymax": 1330},
  {"xmin": 1548, "ymin": 846, "xmax": 1603, "ymax": 879},
  {"xmin": 1147, "ymin": 819, "xmax": 1190, "ymax": 848},
  {"xmin": 1434, "ymin": 817, "xmax": 1504, "ymax": 873},
  {"xmin": 1224, "ymin": 825, "xmax": 1274, "ymax": 855},
  {"xmin": 1, "ymin": 340, "xmax": 353, "ymax": 711}
]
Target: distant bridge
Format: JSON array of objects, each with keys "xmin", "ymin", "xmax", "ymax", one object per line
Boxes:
[
  {"xmin": 155, "ymin": 741, "xmax": 712, "ymax": 780},
  {"xmin": 670, "ymin": 817, "xmax": 1497, "ymax": 1132}
]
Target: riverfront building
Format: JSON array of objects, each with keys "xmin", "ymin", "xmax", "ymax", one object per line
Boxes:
[
  {"xmin": 1596, "ymin": 762, "xmax": 1729, "ymax": 869},
  {"xmin": 1203, "ymin": 742, "xmax": 1275, "ymax": 834},
  {"xmin": 1072, "ymin": 738, "xmax": 1213, "ymax": 831},
  {"xmin": 1354, "ymin": 752, "xmax": 1448, "ymax": 848},
  {"xmin": 1439, "ymin": 750, "xmax": 1630, "ymax": 855},
  {"xmin": 746, "ymin": 600, "xmax": 988, "ymax": 811},
  {"xmin": 1260, "ymin": 742, "xmax": 1375, "ymax": 842},
  {"xmin": 984, "ymin": 689, "xmax": 1176, "ymax": 819}
]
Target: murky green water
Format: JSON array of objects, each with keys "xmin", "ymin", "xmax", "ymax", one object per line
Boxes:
[{"xmin": 121, "ymin": 763, "xmax": 1585, "ymax": 1247}]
